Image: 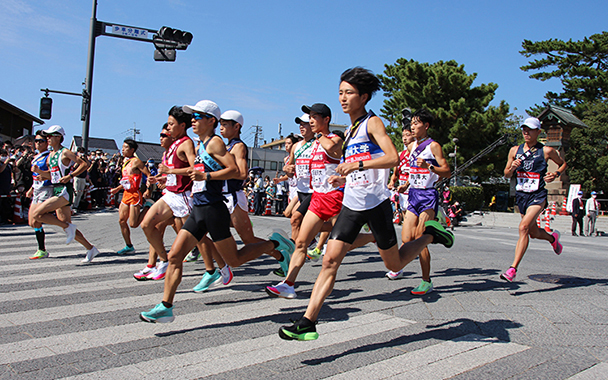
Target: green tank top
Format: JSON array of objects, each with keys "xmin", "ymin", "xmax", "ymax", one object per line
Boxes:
[{"xmin": 49, "ymin": 147, "xmax": 72, "ymax": 184}]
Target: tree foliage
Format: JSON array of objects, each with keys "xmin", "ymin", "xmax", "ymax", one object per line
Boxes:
[
  {"xmin": 520, "ymin": 32, "xmax": 608, "ymax": 113},
  {"xmin": 378, "ymin": 59, "xmax": 511, "ymax": 181},
  {"xmin": 566, "ymin": 100, "xmax": 608, "ymax": 194}
]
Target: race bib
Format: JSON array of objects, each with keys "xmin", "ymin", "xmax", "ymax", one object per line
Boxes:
[
  {"xmin": 191, "ymin": 163, "xmax": 206, "ymax": 193},
  {"xmin": 345, "ymin": 153, "xmax": 376, "ymax": 187},
  {"xmin": 310, "ymin": 162, "xmax": 324, "ymax": 187},
  {"xmin": 295, "ymin": 158, "xmax": 311, "ymax": 178},
  {"xmin": 516, "ymin": 172, "xmax": 540, "ymax": 192},
  {"xmin": 120, "ymin": 177, "xmax": 131, "ymax": 190},
  {"xmin": 165, "ymin": 164, "xmax": 176, "ymax": 187},
  {"xmin": 409, "ymin": 167, "xmax": 432, "ymax": 189},
  {"xmin": 32, "ymin": 177, "xmax": 43, "ymax": 189},
  {"xmin": 50, "ymin": 166, "xmax": 61, "ymax": 184}
]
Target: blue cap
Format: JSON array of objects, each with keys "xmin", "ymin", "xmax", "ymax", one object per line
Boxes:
[{"xmin": 591, "ymin": 191, "xmax": 597, "ymax": 195}]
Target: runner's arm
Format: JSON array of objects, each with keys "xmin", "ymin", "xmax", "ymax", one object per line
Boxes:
[
  {"xmin": 504, "ymin": 146, "xmax": 520, "ymax": 178},
  {"xmin": 544, "ymin": 146, "xmax": 566, "ymax": 183},
  {"xmin": 189, "ymin": 136, "xmax": 238, "ymax": 181},
  {"xmin": 230, "ymin": 143, "xmax": 248, "ymax": 181}
]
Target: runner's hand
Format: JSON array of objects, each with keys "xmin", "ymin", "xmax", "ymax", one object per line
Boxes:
[{"xmin": 328, "ymin": 175, "xmax": 346, "ymax": 188}]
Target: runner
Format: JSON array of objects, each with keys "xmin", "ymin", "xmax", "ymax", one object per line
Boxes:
[
  {"xmin": 284, "ymin": 113, "xmax": 315, "ymax": 242},
  {"xmin": 26, "ymin": 130, "xmax": 53, "ymax": 259},
  {"xmin": 385, "ymin": 122, "xmax": 416, "ymax": 279},
  {"xmin": 401, "ymin": 108, "xmax": 452, "ymax": 295},
  {"xmin": 192, "ymin": 109, "xmax": 289, "ymax": 292},
  {"xmin": 133, "ymin": 124, "xmax": 179, "ymax": 280},
  {"xmin": 501, "ymin": 117, "xmax": 565, "ymax": 282},
  {"xmin": 110, "ymin": 138, "xmax": 153, "ymax": 255},
  {"xmin": 139, "ymin": 100, "xmax": 294, "ymax": 323},
  {"xmin": 266, "ymin": 104, "xmax": 343, "ymax": 299},
  {"xmin": 139, "ymin": 106, "xmax": 196, "ymax": 281},
  {"xmin": 31, "ymin": 125, "xmax": 99, "ymax": 263},
  {"xmin": 278, "ymin": 134, "xmax": 301, "ymax": 219},
  {"xmin": 278, "ymin": 67, "xmax": 454, "ymax": 341}
]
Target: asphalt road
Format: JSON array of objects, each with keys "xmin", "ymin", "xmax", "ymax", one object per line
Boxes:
[{"xmin": 0, "ymin": 209, "xmax": 607, "ymax": 379}]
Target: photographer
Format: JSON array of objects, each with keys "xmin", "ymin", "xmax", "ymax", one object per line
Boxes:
[{"xmin": 0, "ymin": 149, "xmax": 12, "ymax": 223}]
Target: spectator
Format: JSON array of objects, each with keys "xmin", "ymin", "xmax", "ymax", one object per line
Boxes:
[
  {"xmin": 253, "ymin": 174, "xmax": 264, "ymax": 215},
  {"xmin": 585, "ymin": 191, "xmax": 600, "ymax": 237},
  {"xmin": 265, "ymin": 178, "xmax": 276, "ymax": 214},
  {"xmin": 0, "ymin": 149, "xmax": 12, "ymax": 223},
  {"xmin": 275, "ymin": 180, "xmax": 285, "ymax": 215},
  {"xmin": 442, "ymin": 186, "xmax": 452, "ymax": 213},
  {"xmin": 571, "ymin": 190, "xmax": 585, "ymax": 236},
  {"xmin": 72, "ymin": 147, "xmax": 90, "ymax": 212},
  {"xmin": 147, "ymin": 159, "xmax": 158, "ymax": 176}
]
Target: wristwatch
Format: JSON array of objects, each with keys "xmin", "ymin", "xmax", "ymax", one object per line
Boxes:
[
  {"xmin": 315, "ymin": 133, "xmax": 323, "ymax": 139},
  {"xmin": 359, "ymin": 161, "xmax": 364, "ymax": 171},
  {"xmin": 429, "ymin": 165, "xmax": 435, "ymax": 172},
  {"xmin": 555, "ymin": 171, "xmax": 561, "ymax": 177}
]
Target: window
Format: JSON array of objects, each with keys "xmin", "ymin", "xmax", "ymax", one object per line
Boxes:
[
  {"xmin": 251, "ymin": 159, "xmax": 259, "ymax": 167},
  {"xmin": 270, "ymin": 161, "xmax": 278, "ymax": 170}
]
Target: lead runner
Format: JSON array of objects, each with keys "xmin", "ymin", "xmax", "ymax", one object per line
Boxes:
[{"xmin": 278, "ymin": 67, "xmax": 454, "ymax": 341}]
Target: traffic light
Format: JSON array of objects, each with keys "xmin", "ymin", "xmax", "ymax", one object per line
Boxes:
[
  {"xmin": 40, "ymin": 97, "xmax": 52, "ymax": 120},
  {"xmin": 154, "ymin": 49, "xmax": 176, "ymax": 62},
  {"xmin": 157, "ymin": 26, "xmax": 193, "ymax": 47}
]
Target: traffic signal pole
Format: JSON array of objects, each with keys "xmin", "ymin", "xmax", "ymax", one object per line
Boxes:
[{"xmin": 82, "ymin": 0, "xmax": 98, "ymax": 153}]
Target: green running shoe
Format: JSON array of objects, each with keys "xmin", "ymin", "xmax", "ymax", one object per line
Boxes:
[
  {"xmin": 411, "ymin": 279, "xmax": 433, "ymax": 295},
  {"xmin": 183, "ymin": 248, "xmax": 200, "ymax": 262},
  {"xmin": 193, "ymin": 270, "xmax": 222, "ymax": 292},
  {"xmin": 140, "ymin": 303, "xmax": 174, "ymax": 323},
  {"xmin": 117, "ymin": 245, "xmax": 135, "ymax": 255},
  {"xmin": 423, "ymin": 220, "xmax": 454, "ymax": 248},
  {"xmin": 279, "ymin": 317, "xmax": 319, "ymax": 341},
  {"xmin": 29, "ymin": 250, "xmax": 49, "ymax": 260},
  {"xmin": 306, "ymin": 247, "xmax": 322, "ymax": 262}
]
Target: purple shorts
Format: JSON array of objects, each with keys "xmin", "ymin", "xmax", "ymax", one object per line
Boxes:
[{"xmin": 407, "ymin": 188, "xmax": 438, "ymax": 216}]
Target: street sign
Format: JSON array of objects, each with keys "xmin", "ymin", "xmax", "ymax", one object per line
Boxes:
[{"xmin": 110, "ymin": 25, "xmax": 148, "ymax": 39}]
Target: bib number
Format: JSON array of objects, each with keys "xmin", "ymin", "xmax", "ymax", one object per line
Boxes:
[
  {"xmin": 516, "ymin": 172, "xmax": 540, "ymax": 192},
  {"xmin": 295, "ymin": 158, "xmax": 310, "ymax": 179},
  {"xmin": 50, "ymin": 166, "xmax": 61, "ymax": 184},
  {"xmin": 166, "ymin": 164, "xmax": 176, "ymax": 187},
  {"xmin": 120, "ymin": 177, "xmax": 131, "ymax": 190},
  {"xmin": 191, "ymin": 163, "xmax": 206, "ymax": 193},
  {"xmin": 409, "ymin": 167, "xmax": 431, "ymax": 189}
]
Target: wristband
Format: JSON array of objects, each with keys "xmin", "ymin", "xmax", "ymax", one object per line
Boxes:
[
  {"xmin": 359, "ymin": 161, "xmax": 364, "ymax": 171},
  {"xmin": 555, "ymin": 171, "xmax": 561, "ymax": 177},
  {"xmin": 207, "ymin": 172, "xmax": 211, "ymax": 180},
  {"xmin": 315, "ymin": 133, "xmax": 323, "ymax": 140}
]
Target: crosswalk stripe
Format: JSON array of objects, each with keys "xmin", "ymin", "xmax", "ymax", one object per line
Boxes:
[
  {"xmin": 60, "ymin": 312, "xmax": 416, "ymax": 380},
  {"xmin": 567, "ymin": 362, "xmax": 608, "ymax": 379}
]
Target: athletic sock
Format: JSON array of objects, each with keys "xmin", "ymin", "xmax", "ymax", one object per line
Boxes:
[
  {"xmin": 298, "ymin": 316, "xmax": 315, "ymax": 326},
  {"xmin": 162, "ymin": 301, "xmax": 172, "ymax": 309},
  {"xmin": 146, "ymin": 264, "xmax": 155, "ymax": 268},
  {"xmin": 270, "ymin": 240, "xmax": 280, "ymax": 249},
  {"xmin": 278, "ymin": 253, "xmax": 285, "ymax": 262},
  {"xmin": 207, "ymin": 269, "xmax": 216, "ymax": 276},
  {"xmin": 34, "ymin": 228, "xmax": 45, "ymax": 251},
  {"xmin": 127, "ymin": 244, "xmax": 133, "ymax": 248},
  {"xmin": 285, "ymin": 280, "xmax": 295, "ymax": 287}
]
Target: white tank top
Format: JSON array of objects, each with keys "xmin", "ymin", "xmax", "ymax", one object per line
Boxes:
[
  {"xmin": 293, "ymin": 138, "xmax": 315, "ymax": 194},
  {"xmin": 409, "ymin": 139, "xmax": 439, "ymax": 189},
  {"xmin": 343, "ymin": 111, "xmax": 390, "ymax": 211},
  {"xmin": 310, "ymin": 135, "xmax": 340, "ymax": 194},
  {"xmin": 285, "ymin": 155, "xmax": 298, "ymax": 200}
]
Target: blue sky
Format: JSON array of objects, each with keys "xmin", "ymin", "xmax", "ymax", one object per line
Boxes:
[{"xmin": 1, "ymin": 0, "xmax": 606, "ymax": 147}]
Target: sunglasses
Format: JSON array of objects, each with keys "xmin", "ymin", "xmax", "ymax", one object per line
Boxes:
[
  {"xmin": 34, "ymin": 139, "xmax": 46, "ymax": 143},
  {"xmin": 160, "ymin": 133, "xmax": 169, "ymax": 138},
  {"xmin": 192, "ymin": 112, "xmax": 214, "ymax": 120}
]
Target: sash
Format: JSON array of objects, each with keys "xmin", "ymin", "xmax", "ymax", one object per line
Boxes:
[
  {"xmin": 293, "ymin": 138, "xmax": 315, "ymax": 162},
  {"xmin": 410, "ymin": 138, "xmax": 434, "ymax": 165}
]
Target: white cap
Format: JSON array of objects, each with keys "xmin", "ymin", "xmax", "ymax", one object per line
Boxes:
[
  {"xmin": 221, "ymin": 110, "xmax": 244, "ymax": 126},
  {"xmin": 521, "ymin": 117, "xmax": 541, "ymax": 130},
  {"xmin": 42, "ymin": 125, "xmax": 65, "ymax": 136},
  {"xmin": 182, "ymin": 100, "xmax": 221, "ymax": 121},
  {"xmin": 295, "ymin": 114, "xmax": 310, "ymax": 124}
]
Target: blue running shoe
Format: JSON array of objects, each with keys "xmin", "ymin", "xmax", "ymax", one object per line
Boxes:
[
  {"xmin": 193, "ymin": 270, "xmax": 222, "ymax": 293},
  {"xmin": 270, "ymin": 229, "xmax": 294, "ymax": 275},
  {"xmin": 140, "ymin": 303, "xmax": 174, "ymax": 323},
  {"xmin": 117, "ymin": 245, "xmax": 135, "ymax": 255}
]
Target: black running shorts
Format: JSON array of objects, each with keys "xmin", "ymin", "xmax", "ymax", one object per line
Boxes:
[
  {"xmin": 296, "ymin": 191, "xmax": 313, "ymax": 215},
  {"xmin": 330, "ymin": 198, "xmax": 397, "ymax": 250},
  {"xmin": 182, "ymin": 201, "xmax": 232, "ymax": 242}
]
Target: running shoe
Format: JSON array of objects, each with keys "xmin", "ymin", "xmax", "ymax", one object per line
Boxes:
[
  {"xmin": 117, "ymin": 245, "xmax": 135, "ymax": 255},
  {"xmin": 64, "ymin": 223, "xmax": 77, "ymax": 245},
  {"xmin": 220, "ymin": 265, "xmax": 233, "ymax": 285},
  {"xmin": 411, "ymin": 279, "xmax": 433, "ymax": 295},
  {"xmin": 134, "ymin": 266, "xmax": 155, "ymax": 281},
  {"xmin": 193, "ymin": 270, "xmax": 222, "ymax": 292},
  {"xmin": 363, "ymin": 223, "xmax": 370, "ymax": 232},
  {"xmin": 385, "ymin": 270, "xmax": 403, "ymax": 280},
  {"xmin": 308, "ymin": 237, "xmax": 317, "ymax": 250},
  {"xmin": 279, "ymin": 317, "xmax": 318, "ymax": 341},
  {"xmin": 29, "ymin": 250, "xmax": 49, "ymax": 260},
  {"xmin": 551, "ymin": 230, "xmax": 563, "ymax": 255},
  {"xmin": 500, "ymin": 267, "xmax": 517, "ymax": 282},
  {"xmin": 423, "ymin": 220, "xmax": 454, "ymax": 248},
  {"xmin": 273, "ymin": 268, "xmax": 286, "ymax": 277},
  {"xmin": 183, "ymin": 248, "xmax": 200, "ymax": 262},
  {"xmin": 143, "ymin": 199, "xmax": 155, "ymax": 209},
  {"xmin": 266, "ymin": 281, "xmax": 296, "ymax": 299},
  {"xmin": 146, "ymin": 261, "xmax": 168, "ymax": 280},
  {"xmin": 81, "ymin": 246, "xmax": 100, "ymax": 263},
  {"xmin": 306, "ymin": 247, "xmax": 322, "ymax": 262},
  {"xmin": 270, "ymin": 229, "xmax": 296, "ymax": 256},
  {"xmin": 140, "ymin": 303, "xmax": 174, "ymax": 323}
]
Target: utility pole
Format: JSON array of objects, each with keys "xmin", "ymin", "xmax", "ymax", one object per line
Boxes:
[{"xmin": 253, "ymin": 124, "xmax": 263, "ymax": 148}]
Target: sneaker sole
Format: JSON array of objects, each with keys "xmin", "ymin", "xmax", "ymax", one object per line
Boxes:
[
  {"xmin": 386, "ymin": 275, "xmax": 403, "ymax": 280},
  {"xmin": 193, "ymin": 277, "xmax": 222, "ymax": 293},
  {"xmin": 424, "ymin": 220, "xmax": 454, "ymax": 248},
  {"xmin": 265, "ymin": 287, "xmax": 296, "ymax": 299},
  {"xmin": 411, "ymin": 285, "xmax": 433, "ymax": 295},
  {"xmin": 139, "ymin": 313, "xmax": 175, "ymax": 323},
  {"xmin": 278, "ymin": 328, "xmax": 319, "ymax": 341},
  {"xmin": 500, "ymin": 274, "xmax": 514, "ymax": 282}
]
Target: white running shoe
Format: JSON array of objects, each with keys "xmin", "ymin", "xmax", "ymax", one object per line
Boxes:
[
  {"xmin": 385, "ymin": 270, "xmax": 404, "ymax": 280},
  {"xmin": 220, "ymin": 265, "xmax": 233, "ymax": 285},
  {"xmin": 134, "ymin": 266, "xmax": 155, "ymax": 281},
  {"xmin": 81, "ymin": 246, "xmax": 100, "ymax": 263},
  {"xmin": 64, "ymin": 223, "xmax": 77, "ymax": 245},
  {"xmin": 265, "ymin": 281, "xmax": 296, "ymax": 299},
  {"xmin": 147, "ymin": 261, "xmax": 169, "ymax": 280}
]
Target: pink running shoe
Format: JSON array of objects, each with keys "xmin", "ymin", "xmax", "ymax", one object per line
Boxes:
[
  {"xmin": 500, "ymin": 267, "xmax": 517, "ymax": 282},
  {"xmin": 134, "ymin": 266, "xmax": 155, "ymax": 281},
  {"xmin": 551, "ymin": 230, "xmax": 562, "ymax": 255},
  {"xmin": 220, "ymin": 265, "xmax": 233, "ymax": 285},
  {"xmin": 146, "ymin": 261, "xmax": 168, "ymax": 281}
]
